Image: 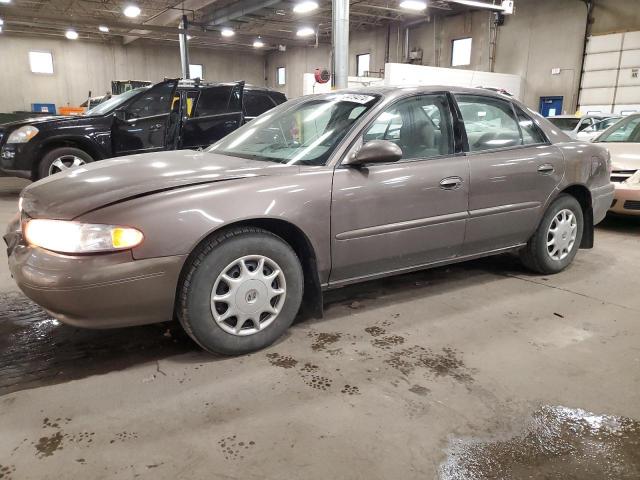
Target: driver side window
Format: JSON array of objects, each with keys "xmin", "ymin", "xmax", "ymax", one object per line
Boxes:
[
  {"xmin": 126, "ymin": 83, "xmax": 174, "ymax": 119},
  {"xmin": 363, "ymin": 94, "xmax": 454, "ymax": 160}
]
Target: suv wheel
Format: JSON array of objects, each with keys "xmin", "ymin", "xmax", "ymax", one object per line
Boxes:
[
  {"xmin": 177, "ymin": 227, "xmax": 304, "ymax": 355},
  {"xmin": 520, "ymin": 194, "xmax": 584, "ymax": 274},
  {"xmin": 38, "ymin": 147, "xmax": 93, "ymax": 179}
]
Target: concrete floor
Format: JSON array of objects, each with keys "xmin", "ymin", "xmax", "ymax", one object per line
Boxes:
[{"xmin": 1, "ymin": 176, "xmax": 639, "ymax": 479}]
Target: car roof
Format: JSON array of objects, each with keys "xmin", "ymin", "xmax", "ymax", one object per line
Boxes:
[
  {"xmin": 309, "ymin": 85, "xmax": 519, "ymax": 101},
  {"xmin": 177, "ymin": 81, "xmax": 281, "ymax": 94}
]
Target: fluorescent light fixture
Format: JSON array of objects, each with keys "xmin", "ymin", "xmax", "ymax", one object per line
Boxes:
[
  {"xmin": 98, "ymin": 25, "xmax": 109, "ymax": 33},
  {"xmin": 296, "ymin": 26, "xmax": 315, "ymax": 37},
  {"xmin": 293, "ymin": 1, "xmax": 319, "ymax": 13},
  {"xmin": 186, "ymin": 34, "xmax": 193, "ymax": 40},
  {"xmin": 65, "ymin": 29, "xmax": 79, "ymax": 40},
  {"xmin": 0, "ymin": 0, "xmax": 10, "ymax": 4},
  {"xmin": 123, "ymin": 5, "xmax": 141, "ymax": 18},
  {"xmin": 448, "ymin": 0, "xmax": 505, "ymax": 11},
  {"xmin": 221, "ymin": 27, "xmax": 234, "ymax": 37},
  {"xmin": 253, "ymin": 38, "xmax": 265, "ymax": 48},
  {"xmin": 399, "ymin": 0, "xmax": 427, "ymax": 10},
  {"xmin": 0, "ymin": 26, "xmax": 3, "ymax": 33},
  {"xmin": 0, "ymin": 18, "xmax": 4, "ymax": 26}
]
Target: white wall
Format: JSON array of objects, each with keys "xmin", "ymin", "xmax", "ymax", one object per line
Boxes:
[{"xmin": 0, "ymin": 35, "xmax": 266, "ymax": 112}]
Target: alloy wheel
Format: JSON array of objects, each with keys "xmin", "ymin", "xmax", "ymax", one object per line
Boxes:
[{"xmin": 49, "ymin": 155, "xmax": 87, "ymax": 175}]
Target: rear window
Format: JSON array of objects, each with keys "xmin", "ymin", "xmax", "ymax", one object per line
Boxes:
[
  {"xmin": 269, "ymin": 92, "xmax": 287, "ymax": 105},
  {"xmin": 195, "ymin": 86, "xmax": 233, "ymax": 117},
  {"xmin": 244, "ymin": 92, "xmax": 277, "ymax": 117}
]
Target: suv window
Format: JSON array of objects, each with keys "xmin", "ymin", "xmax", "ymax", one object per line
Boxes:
[
  {"xmin": 455, "ymin": 95, "xmax": 522, "ymax": 152},
  {"xmin": 364, "ymin": 94, "xmax": 454, "ymax": 159},
  {"xmin": 126, "ymin": 82, "xmax": 174, "ymax": 119},
  {"xmin": 270, "ymin": 92, "xmax": 287, "ymax": 105},
  {"xmin": 195, "ymin": 86, "xmax": 233, "ymax": 117},
  {"xmin": 244, "ymin": 92, "xmax": 277, "ymax": 117}
]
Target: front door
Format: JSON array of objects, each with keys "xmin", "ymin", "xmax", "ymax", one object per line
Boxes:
[
  {"xmin": 330, "ymin": 93, "xmax": 469, "ymax": 285},
  {"xmin": 112, "ymin": 80, "xmax": 178, "ymax": 155},
  {"xmin": 181, "ymin": 83, "xmax": 245, "ymax": 149},
  {"xmin": 455, "ymin": 94, "xmax": 565, "ymax": 255}
]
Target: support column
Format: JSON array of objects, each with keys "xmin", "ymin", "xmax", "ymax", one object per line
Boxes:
[
  {"xmin": 179, "ymin": 14, "xmax": 190, "ymax": 79},
  {"xmin": 332, "ymin": 0, "xmax": 349, "ymax": 89}
]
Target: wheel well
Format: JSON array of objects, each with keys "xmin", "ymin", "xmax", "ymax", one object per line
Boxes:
[
  {"xmin": 32, "ymin": 139, "xmax": 102, "ymax": 179},
  {"xmin": 560, "ymin": 185, "xmax": 594, "ymax": 248},
  {"xmin": 178, "ymin": 218, "xmax": 324, "ymax": 320}
]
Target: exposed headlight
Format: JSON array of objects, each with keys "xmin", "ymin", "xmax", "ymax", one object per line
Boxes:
[
  {"xmin": 7, "ymin": 126, "xmax": 39, "ymax": 144},
  {"xmin": 23, "ymin": 219, "xmax": 144, "ymax": 253}
]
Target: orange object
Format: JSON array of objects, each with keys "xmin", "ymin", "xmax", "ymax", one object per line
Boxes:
[{"xmin": 59, "ymin": 106, "xmax": 86, "ymax": 116}]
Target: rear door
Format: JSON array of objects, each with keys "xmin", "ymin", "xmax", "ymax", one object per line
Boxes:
[
  {"xmin": 455, "ymin": 94, "xmax": 565, "ymax": 255},
  {"xmin": 112, "ymin": 80, "xmax": 178, "ymax": 155},
  {"xmin": 330, "ymin": 93, "xmax": 469, "ymax": 284},
  {"xmin": 181, "ymin": 83, "xmax": 245, "ymax": 149}
]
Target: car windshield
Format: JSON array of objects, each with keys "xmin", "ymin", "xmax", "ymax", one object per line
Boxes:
[
  {"xmin": 593, "ymin": 117, "xmax": 619, "ymax": 131},
  {"xmin": 85, "ymin": 87, "xmax": 149, "ymax": 116},
  {"xmin": 595, "ymin": 115, "xmax": 640, "ymax": 143},
  {"xmin": 548, "ymin": 117, "xmax": 580, "ymax": 130},
  {"xmin": 208, "ymin": 93, "xmax": 380, "ymax": 166}
]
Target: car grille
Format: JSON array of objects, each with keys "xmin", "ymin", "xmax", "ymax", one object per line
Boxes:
[
  {"xmin": 611, "ymin": 169, "xmax": 637, "ymax": 183},
  {"xmin": 624, "ymin": 200, "xmax": 640, "ymax": 211}
]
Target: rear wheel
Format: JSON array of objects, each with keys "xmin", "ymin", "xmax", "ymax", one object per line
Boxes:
[
  {"xmin": 177, "ymin": 227, "xmax": 304, "ymax": 355},
  {"xmin": 520, "ymin": 194, "xmax": 584, "ymax": 274},
  {"xmin": 38, "ymin": 147, "xmax": 93, "ymax": 179}
]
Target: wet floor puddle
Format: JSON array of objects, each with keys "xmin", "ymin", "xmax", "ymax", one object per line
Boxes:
[
  {"xmin": 0, "ymin": 292, "xmax": 196, "ymax": 395},
  {"xmin": 441, "ymin": 405, "xmax": 640, "ymax": 479}
]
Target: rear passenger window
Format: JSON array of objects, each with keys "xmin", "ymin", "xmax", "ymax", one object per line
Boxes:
[
  {"xmin": 195, "ymin": 87, "xmax": 232, "ymax": 117},
  {"xmin": 515, "ymin": 106, "xmax": 547, "ymax": 145},
  {"xmin": 364, "ymin": 94, "xmax": 454, "ymax": 159},
  {"xmin": 244, "ymin": 92, "xmax": 277, "ymax": 117},
  {"xmin": 455, "ymin": 95, "xmax": 522, "ymax": 152}
]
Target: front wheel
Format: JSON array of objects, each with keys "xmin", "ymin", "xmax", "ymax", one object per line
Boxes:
[
  {"xmin": 38, "ymin": 147, "xmax": 93, "ymax": 179},
  {"xmin": 177, "ymin": 227, "xmax": 304, "ymax": 355},
  {"xmin": 520, "ymin": 194, "xmax": 584, "ymax": 274}
]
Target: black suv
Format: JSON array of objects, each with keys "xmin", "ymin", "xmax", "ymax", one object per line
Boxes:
[{"xmin": 0, "ymin": 80, "xmax": 286, "ymax": 180}]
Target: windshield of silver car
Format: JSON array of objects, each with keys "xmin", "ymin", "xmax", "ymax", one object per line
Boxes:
[
  {"xmin": 85, "ymin": 87, "xmax": 149, "ymax": 116},
  {"xmin": 208, "ymin": 93, "xmax": 380, "ymax": 165},
  {"xmin": 595, "ymin": 115, "xmax": 640, "ymax": 143}
]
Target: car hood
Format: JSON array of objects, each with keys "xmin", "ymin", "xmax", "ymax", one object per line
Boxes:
[
  {"xmin": 0, "ymin": 115, "xmax": 81, "ymax": 130},
  {"xmin": 599, "ymin": 143, "xmax": 640, "ymax": 170},
  {"xmin": 21, "ymin": 150, "xmax": 298, "ymax": 220}
]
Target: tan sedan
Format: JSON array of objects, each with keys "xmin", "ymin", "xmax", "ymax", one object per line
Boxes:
[{"xmin": 593, "ymin": 114, "xmax": 640, "ymax": 216}]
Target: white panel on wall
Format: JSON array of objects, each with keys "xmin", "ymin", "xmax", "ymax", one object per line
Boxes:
[
  {"xmin": 620, "ymin": 50, "xmax": 640, "ymax": 69},
  {"xmin": 623, "ymin": 31, "xmax": 640, "ymax": 50},
  {"xmin": 586, "ymin": 33, "xmax": 623, "ymax": 54},
  {"xmin": 581, "ymin": 70, "xmax": 618, "ymax": 88},
  {"xmin": 617, "ymin": 69, "xmax": 640, "ymax": 87},
  {"xmin": 613, "ymin": 86, "xmax": 640, "ymax": 104},
  {"xmin": 583, "ymin": 51, "xmax": 621, "ymax": 71},
  {"xmin": 613, "ymin": 104, "xmax": 640, "ymax": 115},
  {"xmin": 579, "ymin": 87, "xmax": 615, "ymax": 106},
  {"xmin": 578, "ymin": 104, "xmax": 613, "ymax": 114}
]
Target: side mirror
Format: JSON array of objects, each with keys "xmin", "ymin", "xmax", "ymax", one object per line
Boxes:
[
  {"xmin": 114, "ymin": 109, "xmax": 128, "ymax": 122},
  {"xmin": 343, "ymin": 140, "xmax": 403, "ymax": 167}
]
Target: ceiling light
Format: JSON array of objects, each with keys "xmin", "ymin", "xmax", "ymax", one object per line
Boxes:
[
  {"xmin": 296, "ymin": 26, "xmax": 315, "ymax": 37},
  {"xmin": 186, "ymin": 34, "xmax": 193, "ymax": 40},
  {"xmin": 123, "ymin": 5, "xmax": 141, "ymax": 18},
  {"xmin": 399, "ymin": 0, "xmax": 427, "ymax": 11},
  {"xmin": 221, "ymin": 27, "xmax": 234, "ymax": 37},
  {"xmin": 448, "ymin": 0, "xmax": 505, "ymax": 10},
  {"xmin": 65, "ymin": 29, "xmax": 79, "ymax": 40},
  {"xmin": 0, "ymin": 0, "xmax": 11, "ymax": 4},
  {"xmin": 0, "ymin": 18, "xmax": 3, "ymax": 26},
  {"xmin": 98, "ymin": 25, "xmax": 109, "ymax": 33},
  {"xmin": 293, "ymin": 1, "xmax": 319, "ymax": 13},
  {"xmin": 0, "ymin": 26, "xmax": 3, "ymax": 33},
  {"xmin": 253, "ymin": 38, "xmax": 264, "ymax": 48}
]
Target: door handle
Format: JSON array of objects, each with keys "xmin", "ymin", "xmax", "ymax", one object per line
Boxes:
[
  {"xmin": 537, "ymin": 164, "xmax": 555, "ymax": 174},
  {"xmin": 440, "ymin": 176, "xmax": 463, "ymax": 190},
  {"xmin": 149, "ymin": 123, "xmax": 164, "ymax": 132}
]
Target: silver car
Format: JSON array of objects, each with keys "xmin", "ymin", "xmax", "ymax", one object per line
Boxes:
[{"xmin": 5, "ymin": 86, "xmax": 615, "ymax": 355}]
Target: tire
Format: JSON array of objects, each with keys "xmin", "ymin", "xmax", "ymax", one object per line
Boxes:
[
  {"xmin": 520, "ymin": 194, "xmax": 584, "ymax": 274},
  {"xmin": 177, "ymin": 227, "xmax": 304, "ymax": 355},
  {"xmin": 37, "ymin": 147, "xmax": 93, "ymax": 179}
]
